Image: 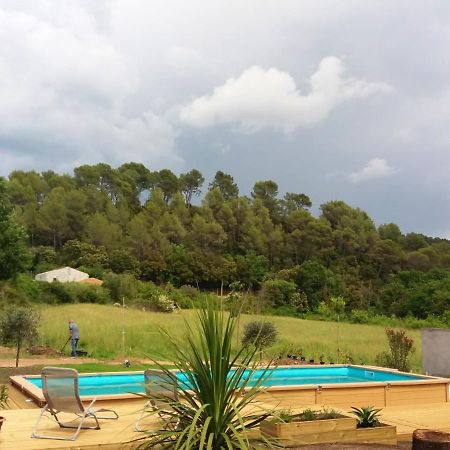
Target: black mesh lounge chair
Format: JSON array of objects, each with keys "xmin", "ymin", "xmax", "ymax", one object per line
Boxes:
[
  {"xmin": 32, "ymin": 367, "xmax": 118, "ymax": 441},
  {"xmin": 135, "ymin": 369, "xmax": 180, "ymax": 432}
]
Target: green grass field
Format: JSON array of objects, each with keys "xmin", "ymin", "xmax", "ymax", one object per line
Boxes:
[{"xmin": 36, "ymin": 304, "xmax": 422, "ymax": 371}]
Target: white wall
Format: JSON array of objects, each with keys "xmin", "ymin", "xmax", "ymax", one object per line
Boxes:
[{"xmin": 35, "ymin": 267, "xmax": 89, "ymax": 283}]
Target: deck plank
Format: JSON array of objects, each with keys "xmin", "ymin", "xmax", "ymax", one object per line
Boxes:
[{"xmin": 0, "ymin": 402, "xmax": 151, "ymax": 450}]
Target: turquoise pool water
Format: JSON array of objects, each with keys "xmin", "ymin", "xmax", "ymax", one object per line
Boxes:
[{"xmin": 25, "ymin": 366, "xmax": 426, "ymax": 397}]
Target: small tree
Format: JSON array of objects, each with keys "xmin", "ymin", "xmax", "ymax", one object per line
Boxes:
[
  {"xmin": 376, "ymin": 328, "xmax": 415, "ymax": 372},
  {"xmin": 242, "ymin": 321, "xmax": 278, "ymax": 360},
  {"xmin": 0, "ymin": 307, "xmax": 40, "ymax": 367}
]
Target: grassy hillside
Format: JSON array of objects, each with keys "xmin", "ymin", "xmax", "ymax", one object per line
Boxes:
[{"xmin": 37, "ymin": 304, "xmax": 422, "ymax": 371}]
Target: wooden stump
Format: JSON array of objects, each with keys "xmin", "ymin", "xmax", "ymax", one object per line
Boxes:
[{"xmin": 413, "ymin": 429, "xmax": 450, "ymax": 450}]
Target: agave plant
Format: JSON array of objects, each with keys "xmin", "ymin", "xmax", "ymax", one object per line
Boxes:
[
  {"xmin": 349, "ymin": 406, "xmax": 382, "ymax": 428},
  {"xmin": 137, "ymin": 301, "xmax": 274, "ymax": 449}
]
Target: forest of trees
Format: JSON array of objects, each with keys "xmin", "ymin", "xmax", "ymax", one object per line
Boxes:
[{"xmin": 1, "ymin": 162, "xmax": 450, "ymax": 320}]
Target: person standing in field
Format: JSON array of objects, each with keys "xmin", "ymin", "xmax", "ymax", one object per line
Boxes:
[{"xmin": 68, "ymin": 320, "xmax": 79, "ymax": 358}]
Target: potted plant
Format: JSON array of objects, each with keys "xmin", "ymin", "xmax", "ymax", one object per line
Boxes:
[
  {"xmin": 300, "ymin": 348, "xmax": 305, "ymax": 362},
  {"xmin": 349, "ymin": 406, "xmax": 397, "ymax": 445},
  {"xmin": 309, "ymin": 358, "xmax": 315, "ymax": 364},
  {"xmin": 319, "ymin": 355, "xmax": 325, "ymax": 365},
  {"xmin": 0, "ymin": 384, "xmax": 8, "ymax": 431},
  {"xmin": 261, "ymin": 407, "xmax": 356, "ymax": 446}
]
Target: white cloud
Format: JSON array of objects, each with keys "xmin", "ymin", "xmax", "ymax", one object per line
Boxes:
[
  {"xmin": 0, "ymin": 5, "xmax": 178, "ymax": 172},
  {"xmin": 349, "ymin": 158, "xmax": 397, "ymax": 183},
  {"xmin": 180, "ymin": 57, "xmax": 392, "ymax": 133}
]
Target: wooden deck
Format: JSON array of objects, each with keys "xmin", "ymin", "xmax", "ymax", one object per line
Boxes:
[
  {"xmin": 0, "ymin": 399, "xmax": 147, "ymax": 450},
  {"xmin": 4, "ymin": 386, "xmax": 450, "ymax": 449},
  {"xmin": 379, "ymin": 403, "xmax": 450, "ymax": 440}
]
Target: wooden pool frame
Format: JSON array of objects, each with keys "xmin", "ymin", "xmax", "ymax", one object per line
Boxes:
[{"xmin": 10, "ymin": 365, "xmax": 450, "ymax": 408}]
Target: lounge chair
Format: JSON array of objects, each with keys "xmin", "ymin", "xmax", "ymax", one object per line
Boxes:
[
  {"xmin": 135, "ymin": 369, "xmax": 180, "ymax": 432},
  {"xmin": 31, "ymin": 366, "xmax": 118, "ymax": 441}
]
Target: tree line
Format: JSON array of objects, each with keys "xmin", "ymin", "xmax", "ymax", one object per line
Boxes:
[{"xmin": 1, "ymin": 162, "xmax": 450, "ymax": 320}]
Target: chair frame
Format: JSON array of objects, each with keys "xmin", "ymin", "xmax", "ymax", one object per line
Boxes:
[
  {"xmin": 135, "ymin": 369, "xmax": 180, "ymax": 432},
  {"xmin": 32, "ymin": 367, "xmax": 118, "ymax": 441}
]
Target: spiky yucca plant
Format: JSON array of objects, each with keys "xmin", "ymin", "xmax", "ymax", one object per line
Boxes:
[{"xmin": 137, "ymin": 302, "xmax": 274, "ymax": 449}]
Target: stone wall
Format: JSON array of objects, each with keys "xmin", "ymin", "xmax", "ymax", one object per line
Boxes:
[{"xmin": 422, "ymin": 328, "xmax": 450, "ymax": 376}]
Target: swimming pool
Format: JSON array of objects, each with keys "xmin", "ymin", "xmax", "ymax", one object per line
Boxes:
[{"xmin": 10, "ymin": 365, "xmax": 449, "ymax": 408}]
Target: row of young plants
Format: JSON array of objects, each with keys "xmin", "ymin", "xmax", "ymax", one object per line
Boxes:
[{"xmin": 272, "ymin": 405, "xmax": 382, "ymax": 428}]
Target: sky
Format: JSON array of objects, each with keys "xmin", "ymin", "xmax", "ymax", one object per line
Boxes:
[{"xmin": 0, "ymin": 1, "xmax": 450, "ymax": 238}]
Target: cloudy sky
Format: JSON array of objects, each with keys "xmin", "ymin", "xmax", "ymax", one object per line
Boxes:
[{"xmin": 1, "ymin": 1, "xmax": 449, "ymax": 237}]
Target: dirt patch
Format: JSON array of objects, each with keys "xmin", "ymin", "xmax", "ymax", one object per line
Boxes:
[
  {"xmin": 0, "ymin": 346, "xmax": 14, "ymax": 356},
  {"xmin": 27, "ymin": 345, "xmax": 63, "ymax": 357}
]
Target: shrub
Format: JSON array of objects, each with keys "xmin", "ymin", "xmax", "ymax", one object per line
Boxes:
[
  {"xmin": 103, "ymin": 273, "xmax": 138, "ymax": 302},
  {"xmin": 224, "ymin": 290, "xmax": 245, "ymax": 317},
  {"xmin": 266, "ymin": 305, "xmax": 301, "ymax": 318},
  {"xmin": 40, "ymin": 281, "xmax": 74, "ymax": 304},
  {"xmin": 375, "ymin": 328, "xmax": 414, "ymax": 372},
  {"xmin": 14, "ymin": 274, "xmax": 43, "ymax": 303},
  {"xmin": 442, "ymin": 310, "xmax": 450, "ymax": 327},
  {"xmin": 154, "ymin": 294, "xmax": 175, "ymax": 312},
  {"xmin": 78, "ymin": 285, "xmax": 109, "ymax": 304},
  {"xmin": 260, "ymin": 279, "xmax": 297, "ymax": 308},
  {"xmin": 77, "ymin": 265, "xmax": 105, "ymax": 279},
  {"xmin": 290, "ymin": 291, "xmax": 308, "ymax": 312},
  {"xmin": 350, "ymin": 309, "xmax": 370, "ymax": 324},
  {"xmin": 163, "ymin": 283, "xmax": 193, "ymax": 309},
  {"xmin": 0, "ymin": 281, "xmax": 24, "ymax": 306},
  {"xmin": 179, "ymin": 284, "xmax": 199, "ymax": 299},
  {"xmin": 317, "ymin": 301, "xmax": 332, "ymax": 318},
  {"xmin": 242, "ymin": 321, "xmax": 278, "ymax": 358}
]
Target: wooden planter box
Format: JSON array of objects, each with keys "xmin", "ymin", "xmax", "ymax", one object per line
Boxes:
[
  {"xmin": 353, "ymin": 423, "xmax": 397, "ymax": 446},
  {"xmin": 261, "ymin": 417, "xmax": 396, "ymax": 447},
  {"xmin": 261, "ymin": 417, "xmax": 356, "ymax": 446}
]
